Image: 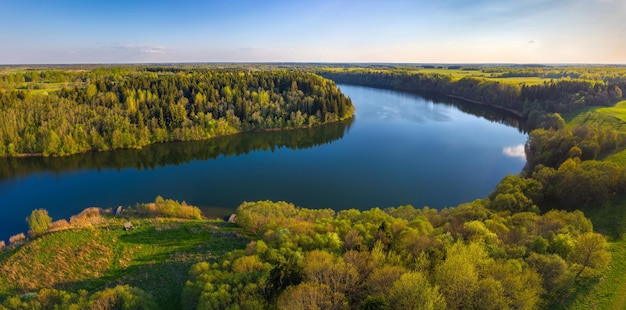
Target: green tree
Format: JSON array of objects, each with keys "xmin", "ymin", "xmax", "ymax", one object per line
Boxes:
[
  {"xmin": 89, "ymin": 285, "xmax": 158, "ymax": 310},
  {"xmin": 26, "ymin": 208, "xmax": 52, "ymax": 237},
  {"xmin": 570, "ymin": 232, "xmax": 610, "ymax": 278},
  {"xmin": 388, "ymin": 272, "xmax": 446, "ymax": 310},
  {"xmin": 277, "ymin": 282, "xmax": 338, "ymax": 310}
]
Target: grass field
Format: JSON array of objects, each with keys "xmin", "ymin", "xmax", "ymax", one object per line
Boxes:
[
  {"xmin": 0, "ymin": 217, "xmax": 247, "ymax": 309},
  {"xmin": 563, "ymin": 238, "xmax": 626, "ymax": 310},
  {"xmin": 566, "ymin": 101, "xmax": 626, "ymax": 128}
]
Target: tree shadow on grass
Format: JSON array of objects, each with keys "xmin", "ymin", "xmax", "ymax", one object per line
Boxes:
[
  {"xmin": 49, "ymin": 260, "xmax": 203, "ymax": 309},
  {"xmin": 581, "ymin": 195, "xmax": 626, "ymax": 241},
  {"xmin": 47, "ymin": 226, "xmax": 247, "ymax": 309}
]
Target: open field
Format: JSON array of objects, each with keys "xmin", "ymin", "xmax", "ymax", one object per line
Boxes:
[
  {"xmin": 0, "ymin": 217, "xmax": 247, "ymax": 309},
  {"xmin": 321, "ymin": 66, "xmax": 554, "ymax": 85},
  {"xmin": 563, "ymin": 100, "xmax": 626, "ymax": 165},
  {"xmin": 566, "ymin": 236, "xmax": 626, "ymax": 309}
]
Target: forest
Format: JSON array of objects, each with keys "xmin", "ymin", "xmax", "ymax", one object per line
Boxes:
[{"xmin": 0, "ymin": 67, "xmax": 354, "ymax": 157}]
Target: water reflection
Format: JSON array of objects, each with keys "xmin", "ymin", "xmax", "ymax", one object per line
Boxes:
[
  {"xmin": 502, "ymin": 145, "xmax": 526, "ymax": 160},
  {"xmin": 338, "ymin": 84, "xmax": 528, "ymax": 133},
  {"xmin": 406, "ymin": 91, "xmax": 529, "ymax": 133},
  {"xmin": 0, "ymin": 118, "xmax": 354, "ymax": 181}
]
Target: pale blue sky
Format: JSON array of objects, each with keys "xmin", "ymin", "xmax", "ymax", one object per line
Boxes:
[{"xmin": 1, "ymin": 0, "xmax": 624, "ymax": 64}]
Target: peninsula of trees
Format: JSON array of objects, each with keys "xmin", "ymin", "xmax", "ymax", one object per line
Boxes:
[{"xmin": 0, "ymin": 67, "xmax": 354, "ymax": 157}]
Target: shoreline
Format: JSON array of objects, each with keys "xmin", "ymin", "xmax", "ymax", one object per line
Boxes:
[{"xmin": 0, "ymin": 116, "xmax": 355, "ymax": 159}]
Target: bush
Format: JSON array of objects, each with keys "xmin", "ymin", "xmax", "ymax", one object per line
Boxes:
[
  {"xmin": 135, "ymin": 196, "xmax": 202, "ymax": 219},
  {"xmin": 26, "ymin": 209, "xmax": 52, "ymax": 237},
  {"xmin": 49, "ymin": 219, "xmax": 71, "ymax": 232},
  {"xmin": 69, "ymin": 207, "xmax": 103, "ymax": 227},
  {"xmin": 9, "ymin": 233, "xmax": 26, "ymax": 245},
  {"xmin": 89, "ymin": 285, "xmax": 159, "ymax": 310}
]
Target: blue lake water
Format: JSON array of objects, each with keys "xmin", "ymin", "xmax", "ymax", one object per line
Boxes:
[{"xmin": 0, "ymin": 84, "xmax": 527, "ymax": 242}]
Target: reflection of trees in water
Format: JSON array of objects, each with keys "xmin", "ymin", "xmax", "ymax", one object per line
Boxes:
[
  {"xmin": 0, "ymin": 119, "xmax": 353, "ymax": 180},
  {"xmin": 415, "ymin": 91, "xmax": 530, "ymax": 134}
]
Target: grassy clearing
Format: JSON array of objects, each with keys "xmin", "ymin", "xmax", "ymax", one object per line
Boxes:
[
  {"xmin": 566, "ymin": 101, "xmax": 626, "ymax": 130},
  {"xmin": 415, "ymin": 68, "xmax": 551, "ymax": 84},
  {"xmin": 583, "ymin": 196, "xmax": 626, "ymax": 241},
  {"xmin": 560, "ymin": 196, "xmax": 626, "ymax": 310},
  {"xmin": 487, "ymin": 76, "xmax": 550, "ymax": 85},
  {"xmin": 565, "ymin": 238, "xmax": 626, "ymax": 310},
  {"xmin": 0, "ymin": 217, "xmax": 247, "ymax": 309},
  {"xmin": 597, "ymin": 101, "xmax": 626, "ymax": 122},
  {"xmin": 561, "ymin": 100, "xmax": 626, "ymax": 166}
]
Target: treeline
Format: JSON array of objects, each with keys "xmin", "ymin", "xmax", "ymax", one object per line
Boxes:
[
  {"xmin": 0, "ymin": 68, "xmax": 354, "ymax": 157},
  {"xmin": 483, "ymin": 66, "xmax": 626, "ymax": 83},
  {"xmin": 180, "ymin": 200, "xmax": 608, "ymax": 309},
  {"xmin": 0, "ymin": 118, "xmax": 352, "ymax": 181},
  {"xmin": 0, "ymin": 285, "xmax": 158, "ymax": 309},
  {"xmin": 320, "ymin": 70, "xmax": 624, "ymax": 128}
]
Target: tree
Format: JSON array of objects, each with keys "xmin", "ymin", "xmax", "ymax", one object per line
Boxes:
[
  {"xmin": 26, "ymin": 208, "xmax": 52, "ymax": 237},
  {"xmin": 277, "ymin": 282, "xmax": 338, "ymax": 310},
  {"xmin": 570, "ymin": 232, "xmax": 610, "ymax": 278},
  {"xmin": 388, "ymin": 272, "xmax": 446, "ymax": 310},
  {"xmin": 89, "ymin": 285, "xmax": 158, "ymax": 310},
  {"xmin": 434, "ymin": 242, "xmax": 482, "ymax": 308}
]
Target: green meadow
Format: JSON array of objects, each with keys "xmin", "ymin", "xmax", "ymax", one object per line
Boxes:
[{"xmin": 0, "ymin": 217, "xmax": 246, "ymax": 309}]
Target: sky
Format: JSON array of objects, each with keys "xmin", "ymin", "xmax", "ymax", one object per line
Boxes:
[{"xmin": 0, "ymin": 0, "xmax": 624, "ymax": 64}]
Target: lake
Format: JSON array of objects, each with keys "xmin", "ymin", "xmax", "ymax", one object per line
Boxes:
[{"xmin": 0, "ymin": 84, "xmax": 527, "ymax": 242}]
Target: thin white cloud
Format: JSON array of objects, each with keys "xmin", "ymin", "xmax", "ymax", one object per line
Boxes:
[
  {"xmin": 503, "ymin": 145, "xmax": 526, "ymax": 160},
  {"xmin": 114, "ymin": 44, "xmax": 168, "ymax": 54}
]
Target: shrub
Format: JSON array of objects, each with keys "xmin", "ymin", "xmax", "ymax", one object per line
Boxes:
[
  {"xmin": 26, "ymin": 209, "xmax": 53, "ymax": 237},
  {"xmin": 69, "ymin": 207, "xmax": 103, "ymax": 227},
  {"xmin": 49, "ymin": 219, "xmax": 71, "ymax": 232},
  {"xmin": 9, "ymin": 233, "xmax": 26, "ymax": 245},
  {"xmin": 89, "ymin": 285, "xmax": 158, "ymax": 310},
  {"xmin": 135, "ymin": 196, "xmax": 202, "ymax": 219}
]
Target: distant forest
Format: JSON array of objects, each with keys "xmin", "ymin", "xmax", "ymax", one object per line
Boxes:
[
  {"xmin": 320, "ymin": 68, "xmax": 625, "ymax": 128},
  {"xmin": 0, "ymin": 68, "xmax": 354, "ymax": 157}
]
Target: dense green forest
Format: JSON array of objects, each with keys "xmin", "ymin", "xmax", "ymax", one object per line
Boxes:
[
  {"xmin": 0, "ymin": 199, "xmax": 611, "ymax": 309},
  {"xmin": 0, "ymin": 67, "xmax": 354, "ymax": 157}
]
